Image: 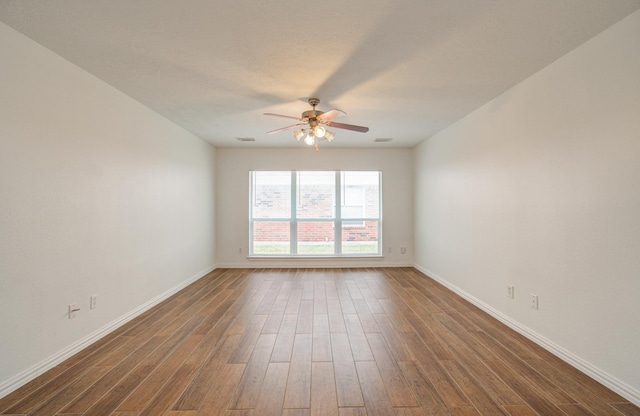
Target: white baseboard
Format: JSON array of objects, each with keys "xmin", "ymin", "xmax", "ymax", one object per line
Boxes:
[
  {"xmin": 216, "ymin": 260, "xmax": 413, "ymax": 269},
  {"xmin": 413, "ymin": 264, "xmax": 640, "ymax": 407},
  {"xmin": 0, "ymin": 264, "xmax": 216, "ymax": 400}
]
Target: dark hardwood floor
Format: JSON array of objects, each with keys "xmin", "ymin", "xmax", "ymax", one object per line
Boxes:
[{"xmin": 1, "ymin": 268, "xmax": 638, "ymax": 415}]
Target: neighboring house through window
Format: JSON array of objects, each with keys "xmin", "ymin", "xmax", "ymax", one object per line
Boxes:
[{"xmin": 250, "ymin": 170, "xmax": 381, "ymax": 256}]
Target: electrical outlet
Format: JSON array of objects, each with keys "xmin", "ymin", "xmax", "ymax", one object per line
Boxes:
[
  {"xmin": 507, "ymin": 285, "xmax": 514, "ymax": 299},
  {"xmin": 530, "ymin": 294, "xmax": 539, "ymax": 310},
  {"xmin": 90, "ymin": 295, "xmax": 97, "ymax": 309},
  {"xmin": 400, "ymin": 247, "xmax": 406, "ymax": 254},
  {"xmin": 68, "ymin": 304, "xmax": 79, "ymax": 319}
]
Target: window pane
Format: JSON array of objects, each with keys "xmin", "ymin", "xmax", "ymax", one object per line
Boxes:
[
  {"xmin": 297, "ymin": 221, "xmax": 335, "ymax": 255},
  {"xmin": 252, "ymin": 221, "xmax": 290, "ymax": 254},
  {"xmin": 342, "ymin": 220, "xmax": 379, "ymax": 254},
  {"xmin": 341, "ymin": 171, "xmax": 379, "ymax": 218},
  {"xmin": 252, "ymin": 171, "xmax": 291, "ymax": 219},
  {"xmin": 297, "ymin": 171, "xmax": 335, "ymax": 219}
]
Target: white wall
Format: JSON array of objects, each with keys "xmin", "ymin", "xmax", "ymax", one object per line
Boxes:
[
  {"xmin": 414, "ymin": 10, "xmax": 640, "ymax": 403},
  {"xmin": 0, "ymin": 22, "xmax": 216, "ymax": 395},
  {"xmin": 216, "ymin": 147, "xmax": 413, "ymax": 267}
]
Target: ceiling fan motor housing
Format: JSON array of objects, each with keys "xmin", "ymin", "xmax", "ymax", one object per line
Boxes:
[
  {"xmin": 303, "ymin": 98, "xmax": 323, "ymax": 120},
  {"xmin": 302, "ymin": 110, "xmax": 323, "ymax": 120}
]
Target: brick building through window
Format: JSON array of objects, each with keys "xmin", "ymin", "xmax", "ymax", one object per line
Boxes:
[{"xmin": 250, "ymin": 171, "xmax": 381, "ymax": 256}]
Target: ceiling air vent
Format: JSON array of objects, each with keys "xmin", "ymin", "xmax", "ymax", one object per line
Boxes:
[
  {"xmin": 236, "ymin": 137, "xmax": 255, "ymax": 142},
  {"xmin": 374, "ymin": 138, "xmax": 393, "ymax": 143}
]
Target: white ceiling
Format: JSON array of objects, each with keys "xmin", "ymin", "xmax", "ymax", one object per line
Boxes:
[{"xmin": 2, "ymin": 1, "xmax": 639, "ymax": 148}]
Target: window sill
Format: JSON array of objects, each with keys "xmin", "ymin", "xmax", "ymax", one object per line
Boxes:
[{"xmin": 247, "ymin": 255, "xmax": 384, "ymax": 260}]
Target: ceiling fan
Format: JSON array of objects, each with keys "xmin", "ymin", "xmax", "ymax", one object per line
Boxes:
[{"xmin": 264, "ymin": 98, "xmax": 369, "ymax": 150}]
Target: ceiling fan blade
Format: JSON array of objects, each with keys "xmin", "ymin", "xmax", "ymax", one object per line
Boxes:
[
  {"xmin": 267, "ymin": 123, "xmax": 305, "ymax": 134},
  {"xmin": 264, "ymin": 113, "xmax": 303, "ymax": 121},
  {"xmin": 317, "ymin": 109, "xmax": 346, "ymax": 121},
  {"xmin": 327, "ymin": 121, "xmax": 369, "ymax": 133}
]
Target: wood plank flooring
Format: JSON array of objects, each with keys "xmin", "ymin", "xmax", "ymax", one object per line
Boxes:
[{"xmin": 1, "ymin": 268, "xmax": 638, "ymax": 415}]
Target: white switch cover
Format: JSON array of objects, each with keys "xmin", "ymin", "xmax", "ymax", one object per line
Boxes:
[{"xmin": 530, "ymin": 294, "xmax": 539, "ymax": 309}]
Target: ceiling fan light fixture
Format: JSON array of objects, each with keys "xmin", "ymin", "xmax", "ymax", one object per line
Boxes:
[
  {"xmin": 293, "ymin": 129, "xmax": 306, "ymax": 141},
  {"xmin": 313, "ymin": 125, "xmax": 326, "ymax": 138},
  {"xmin": 264, "ymin": 98, "xmax": 369, "ymax": 150}
]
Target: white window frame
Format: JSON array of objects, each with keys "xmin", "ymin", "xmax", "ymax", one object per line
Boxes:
[{"xmin": 249, "ymin": 170, "xmax": 382, "ymax": 257}]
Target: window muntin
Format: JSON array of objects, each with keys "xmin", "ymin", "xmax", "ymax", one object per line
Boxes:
[{"xmin": 250, "ymin": 171, "xmax": 381, "ymax": 256}]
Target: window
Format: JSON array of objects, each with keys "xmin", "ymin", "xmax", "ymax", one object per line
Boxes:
[
  {"xmin": 250, "ymin": 171, "xmax": 381, "ymax": 256},
  {"xmin": 342, "ymin": 184, "xmax": 365, "ymax": 227}
]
